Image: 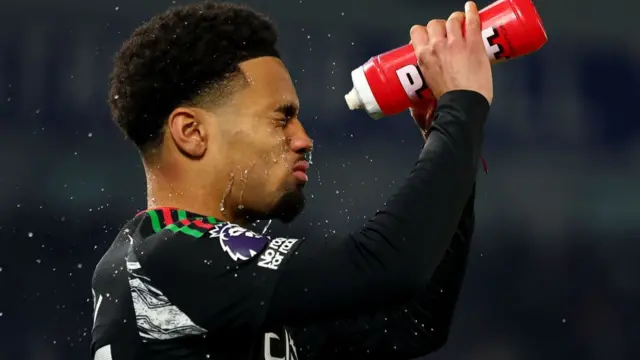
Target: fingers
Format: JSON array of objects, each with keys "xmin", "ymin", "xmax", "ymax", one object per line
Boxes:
[
  {"xmin": 464, "ymin": 1, "xmax": 482, "ymax": 39},
  {"xmin": 446, "ymin": 11, "xmax": 465, "ymax": 40},
  {"xmin": 410, "ymin": 25, "xmax": 429, "ymax": 48},
  {"xmin": 426, "ymin": 19, "xmax": 447, "ymax": 42}
]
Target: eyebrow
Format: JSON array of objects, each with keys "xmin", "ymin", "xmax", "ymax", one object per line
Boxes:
[{"xmin": 274, "ymin": 103, "xmax": 299, "ymax": 118}]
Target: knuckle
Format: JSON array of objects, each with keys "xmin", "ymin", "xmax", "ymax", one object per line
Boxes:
[
  {"xmin": 431, "ymin": 38, "xmax": 446, "ymax": 50},
  {"xmin": 427, "ymin": 19, "xmax": 445, "ymax": 30},
  {"xmin": 409, "ymin": 25, "xmax": 424, "ymax": 38},
  {"xmin": 467, "ymin": 17, "xmax": 480, "ymax": 27},
  {"xmin": 446, "ymin": 12, "xmax": 461, "ymax": 23},
  {"xmin": 417, "ymin": 46, "xmax": 433, "ymax": 63}
]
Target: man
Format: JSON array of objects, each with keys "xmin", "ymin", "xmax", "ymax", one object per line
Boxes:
[{"xmin": 91, "ymin": 1, "xmax": 492, "ymax": 359}]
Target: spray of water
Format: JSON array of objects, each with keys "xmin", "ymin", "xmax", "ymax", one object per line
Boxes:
[
  {"xmin": 237, "ymin": 163, "xmax": 255, "ymax": 210},
  {"xmin": 220, "ymin": 173, "xmax": 235, "ymax": 215},
  {"xmin": 261, "ymin": 220, "xmax": 273, "ymax": 235}
]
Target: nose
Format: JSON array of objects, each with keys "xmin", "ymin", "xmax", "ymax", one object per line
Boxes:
[{"xmin": 288, "ymin": 123, "xmax": 313, "ymax": 155}]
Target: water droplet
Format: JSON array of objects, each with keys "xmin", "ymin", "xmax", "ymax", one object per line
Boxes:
[
  {"xmin": 36, "ymin": 259, "xmax": 41, "ymax": 264},
  {"xmin": 115, "ymin": 6, "xmax": 120, "ymax": 11},
  {"xmin": 261, "ymin": 220, "xmax": 272, "ymax": 235},
  {"xmin": 88, "ymin": 133, "xmax": 93, "ymax": 137},
  {"xmin": 220, "ymin": 173, "xmax": 234, "ymax": 214},
  {"xmin": 27, "ymin": 232, "xmax": 33, "ymax": 238},
  {"xmin": 77, "ymin": 263, "xmax": 83, "ymax": 269}
]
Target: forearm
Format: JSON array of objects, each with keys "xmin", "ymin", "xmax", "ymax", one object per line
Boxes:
[{"xmin": 407, "ymin": 184, "xmax": 475, "ymax": 344}]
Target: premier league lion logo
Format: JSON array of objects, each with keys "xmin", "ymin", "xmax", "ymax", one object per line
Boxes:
[{"xmin": 209, "ymin": 223, "xmax": 269, "ymax": 261}]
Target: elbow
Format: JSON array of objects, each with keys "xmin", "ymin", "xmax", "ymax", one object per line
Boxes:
[
  {"xmin": 382, "ymin": 266, "xmax": 430, "ymax": 299},
  {"xmin": 427, "ymin": 331, "xmax": 449, "ymax": 353},
  {"xmin": 412, "ymin": 330, "xmax": 449, "ymax": 358},
  {"xmin": 387, "ymin": 261, "xmax": 438, "ymax": 296},
  {"xmin": 351, "ymin": 232, "xmax": 431, "ymax": 296},
  {"xmin": 392, "ymin": 329, "xmax": 449, "ymax": 360}
]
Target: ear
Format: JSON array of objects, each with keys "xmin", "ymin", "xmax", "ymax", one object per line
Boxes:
[{"xmin": 167, "ymin": 107, "xmax": 209, "ymax": 158}]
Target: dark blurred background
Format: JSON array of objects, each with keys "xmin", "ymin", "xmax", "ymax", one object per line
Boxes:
[{"xmin": 1, "ymin": 0, "xmax": 638, "ymax": 359}]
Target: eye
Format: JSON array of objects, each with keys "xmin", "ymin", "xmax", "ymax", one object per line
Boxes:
[
  {"xmin": 273, "ymin": 104, "xmax": 298, "ymax": 127},
  {"xmin": 275, "ymin": 117, "xmax": 290, "ymax": 127}
]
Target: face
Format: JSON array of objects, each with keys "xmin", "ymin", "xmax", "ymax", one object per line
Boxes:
[{"xmin": 206, "ymin": 57, "xmax": 313, "ymax": 223}]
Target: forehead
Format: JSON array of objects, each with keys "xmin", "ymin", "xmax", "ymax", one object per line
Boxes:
[{"xmin": 235, "ymin": 57, "xmax": 298, "ymax": 111}]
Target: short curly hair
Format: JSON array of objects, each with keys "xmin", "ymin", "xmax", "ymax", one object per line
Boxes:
[{"xmin": 109, "ymin": 1, "xmax": 280, "ymax": 152}]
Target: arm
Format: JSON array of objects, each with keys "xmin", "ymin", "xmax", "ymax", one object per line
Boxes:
[
  {"xmin": 135, "ymin": 90, "xmax": 488, "ymax": 332},
  {"xmin": 292, "ymin": 185, "xmax": 476, "ymax": 360}
]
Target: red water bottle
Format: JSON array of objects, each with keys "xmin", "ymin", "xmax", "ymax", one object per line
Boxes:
[{"xmin": 344, "ymin": 0, "xmax": 548, "ymax": 119}]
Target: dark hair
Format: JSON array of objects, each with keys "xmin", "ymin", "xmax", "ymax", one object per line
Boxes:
[{"xmin": 109, "ymin": 1, "xmax": 280, "ymax": 151}]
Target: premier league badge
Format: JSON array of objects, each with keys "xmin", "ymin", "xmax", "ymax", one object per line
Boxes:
[{"xmin": 210, "ymin": 223, "xmax": 269, "ymax": 261}]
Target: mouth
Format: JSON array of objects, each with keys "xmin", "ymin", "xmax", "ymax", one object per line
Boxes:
[{"xmin": 291, "ymin": 160, "xmax": 310, "ymax": 183}]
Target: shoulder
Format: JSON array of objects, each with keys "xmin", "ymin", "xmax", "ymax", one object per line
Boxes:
[
  {"xmin": 132, "ymin": 209, "xmax": 301, "ymax": 268},
  {"xmin": 208, "ymin": 222, "xmax": 270, "ymax": 261},
  {"xmin": 209, "ymin": 222, "xmax": 301, "ymax": 270}
]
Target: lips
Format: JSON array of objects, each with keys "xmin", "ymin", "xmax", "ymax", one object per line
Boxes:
[
  {"xmin": 292, "ymin": 160, "xmax": 310, "ymax": 183},
  {"xmin": 292, "ymin": 160, "xmax": 310, "ymax": 172}
]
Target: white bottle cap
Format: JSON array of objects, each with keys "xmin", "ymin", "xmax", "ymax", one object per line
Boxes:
[
  {"xmin": 344, "ymin": 66, "xmax": 384, "ymax": 119},
  {"xmin": 344, "ymin": 88, "xmax": 363, "ymax": 110}
]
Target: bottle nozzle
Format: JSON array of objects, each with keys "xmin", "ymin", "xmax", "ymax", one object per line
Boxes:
[{"xmin": 344, "ymin": 87, "xmax": 364, "ymax": 110}]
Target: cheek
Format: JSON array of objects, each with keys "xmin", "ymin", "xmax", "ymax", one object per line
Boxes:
[
  {"xmin": 261, "ymin": 131, "xmax": 289, "ymax": 165},
  {"xmin": 235, "ymin": 126, "xmax": 290, "ymax": 183},
  {"xmin": 245, "ymin": 138, "xmax": 288, "ymax": 175},
  {"xmin": 242, "ymin": 161, "xmax": 286, "ymax": 204}
]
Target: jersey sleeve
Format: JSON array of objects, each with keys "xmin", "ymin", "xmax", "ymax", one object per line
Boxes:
[{"xmin": 133, "ymin": 90, "xmax": 489, "ymax": 333}]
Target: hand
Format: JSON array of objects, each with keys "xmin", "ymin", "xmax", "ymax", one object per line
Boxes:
[
  {"xmin": 409, "ymin": 1, "xmax": 493, "ymax": 104},
  {"xmin": 410, "ymin": 99, "xmax": 437, "ymax": 141}
]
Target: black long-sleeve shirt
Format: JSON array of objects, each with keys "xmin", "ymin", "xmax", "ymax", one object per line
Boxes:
[
  {"xmin": 90, "ymin": 90, "xmax": 488, "ymax": 360},
  {"xmin": 292, "ymin": 186, "xmax": 475, "ymax": 359}
]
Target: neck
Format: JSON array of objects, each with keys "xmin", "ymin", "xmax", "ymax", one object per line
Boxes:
[{"xmin": 144, "ymin": 162, "xmax": 249, "ymax": 226}]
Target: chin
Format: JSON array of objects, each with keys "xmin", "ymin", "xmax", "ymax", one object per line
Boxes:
[{"xmin": 270, "ymin": 188, "xmax": 306, "ymax": 224}]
